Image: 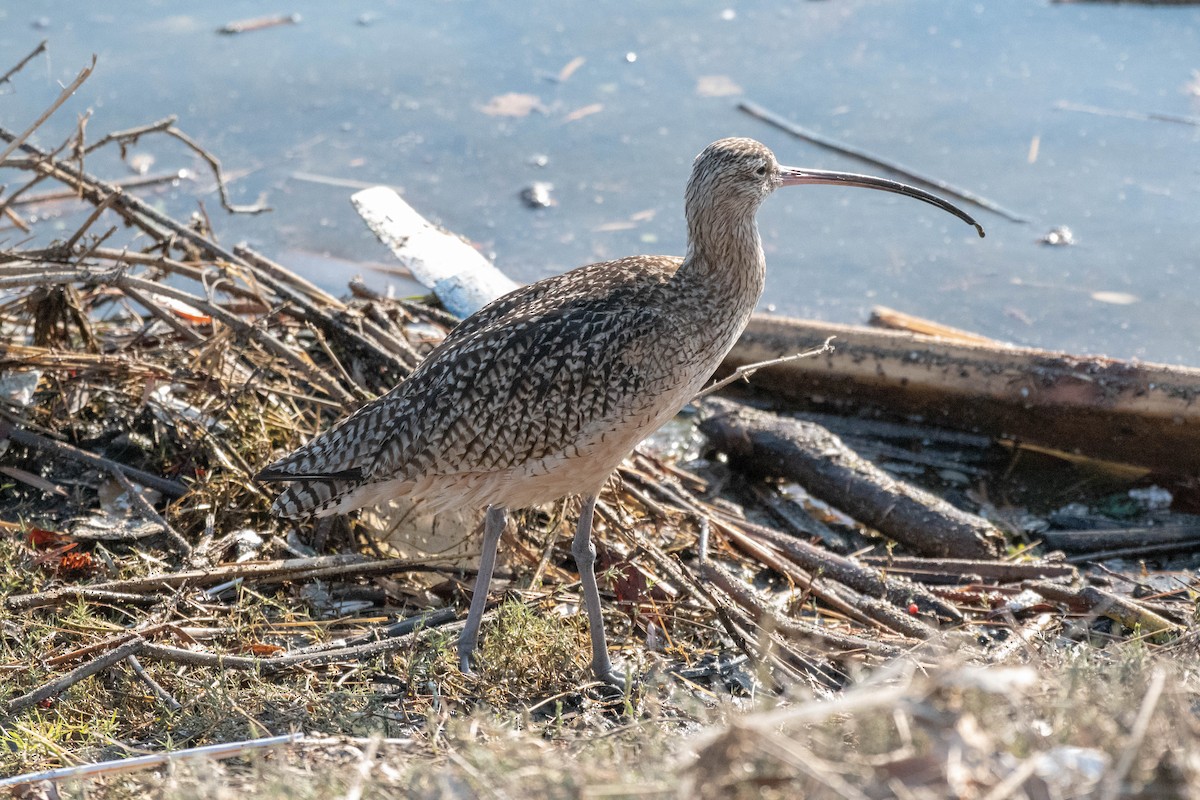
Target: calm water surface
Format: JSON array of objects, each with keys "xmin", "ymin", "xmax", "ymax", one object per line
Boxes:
[{"xmin": 3, "ymin": 1, "xmax": 1198, "ymax": 362}]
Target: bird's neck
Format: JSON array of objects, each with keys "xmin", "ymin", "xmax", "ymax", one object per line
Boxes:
[{"xmin": 676, "ymin": 207, "xmax": 767, "ymax": 318}]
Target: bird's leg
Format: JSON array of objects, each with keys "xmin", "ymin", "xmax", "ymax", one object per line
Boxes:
[
  {"xmin": 571, "ymin": 493, "xmax": 626, "ymax": 690},
  {"xmin": 458, "ymin": 504, "xmax": 507, "ymax": 674}
]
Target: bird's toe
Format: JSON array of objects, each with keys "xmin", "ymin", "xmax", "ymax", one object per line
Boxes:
[{"xmin": 596, "ymin": 668, "xmax": 628, "ymax": 693}]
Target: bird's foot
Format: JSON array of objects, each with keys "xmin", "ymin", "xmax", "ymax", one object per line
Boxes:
[
  {"xmin": 458, "ymin": 649, "xmax": 477, "ymax": 677},
  {"xmin": 594, "ymin": 666, "xmax": 629, "ymax": 694}
]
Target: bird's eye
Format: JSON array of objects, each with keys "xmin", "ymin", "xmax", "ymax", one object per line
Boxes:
[{"xmin": 754, "ymin": 164, "xmax": 768, "ymax": 177}]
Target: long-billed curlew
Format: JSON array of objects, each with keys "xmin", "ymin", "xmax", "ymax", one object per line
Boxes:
[{"xmin": 257, "ymin": 138, "xmax": 983, "ymax": 688}]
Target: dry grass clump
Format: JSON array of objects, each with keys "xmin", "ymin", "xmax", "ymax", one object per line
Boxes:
[
  {"xmin": 0, "ymin": 591, "xmax": 609, "ymax": 777},
  {"xmin": 477, "ymin": 599, "xmax": 593, "ymax": 696},
  {"xmin": 677, "ymin": 657, "xmax": 1189, "ymax": 799},
  {"xmin": 27, "ymin": 644, "xmax": 1200, "ymax": 799}
]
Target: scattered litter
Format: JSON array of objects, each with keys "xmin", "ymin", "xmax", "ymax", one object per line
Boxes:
[
  {"xmin": 1038, "ymin": 225, "xmax": 1075, "ymax": 246},
  {"xmin": 98, "ymin": 477, "xmax": 161, "ymax": 515},
  {"xmin": 696, "ymin": 75, "xmax": 743, "ymax": 97},
  {"xmin": 0, "ymin": 369, "xmax": 40, "ymax": 409},
  {"xmin": 557, "ymin": 56, "xmax": 586, "ymax": 83},
  {"xmin": 71, "ymin": 512, "xmax": 164, "ymax": 541},
  {"xmin": 479, "ymin": 92, "xmax": 542, "ymax": 117},
  {"xmin": 230, "ymin": 528, "xmax": 266, "ymax": 562},
  {"xmin": 147, "ymin": 384, "xmax": 227, "ymax": 433},
  {"xmin": 218, "ymin": 13, "xmax": 301, "ymax": 35},
  {"xmin": 1032, "ymin": 746, "xmax": 1110, "ymax": 794},
  {"xmin": 1129, "ymin": 485, "xmax": 1172, "ymax": 511},
  {"xmin": 1091, "ymin": 290, "xmax": 1138, "ymax": 305},
  {"xmin": 563, "ymin": 103, "xmax": 603, "ymax": 123},
  {"xmin": 128, "ymin": 153, "xmax": 155, "ymax": 175}
]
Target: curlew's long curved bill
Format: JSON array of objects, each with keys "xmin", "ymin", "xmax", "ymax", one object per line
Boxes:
[{"xmin": 777, "ymin": 166, "xmax": 986, "ymax": 238}]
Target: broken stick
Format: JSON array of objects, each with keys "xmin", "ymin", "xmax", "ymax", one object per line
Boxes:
[{"xmin": 699, "ymin": 397, "xmax": 1004, "ymax": 559}]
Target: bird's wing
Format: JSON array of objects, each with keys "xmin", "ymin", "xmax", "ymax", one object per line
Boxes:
[{"xmin": 365, "ymin": 260, "xmax": 686, "ymax": 482}]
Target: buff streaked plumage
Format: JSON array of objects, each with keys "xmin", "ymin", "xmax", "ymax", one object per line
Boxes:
[{"xmin": 257, "ymin": 253, "xmax": 699, "ymax": 517}]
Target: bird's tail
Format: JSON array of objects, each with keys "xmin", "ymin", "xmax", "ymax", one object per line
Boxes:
[
  {"xmin": 269, "ymin": 477, "xmax": 357, "ymax": 519},
  {"xmin": 257, "ymin": 451, "xmax": 366, "ymax": 518}
]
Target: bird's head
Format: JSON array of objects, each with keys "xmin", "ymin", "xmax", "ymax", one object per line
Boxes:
[
  {"xmin": 686, "ymin": 137, "xmax": 985, "ymax": 238},
  {"xmin": 686, "ymin": 138, "xmax": 782, "ymax": 214}
]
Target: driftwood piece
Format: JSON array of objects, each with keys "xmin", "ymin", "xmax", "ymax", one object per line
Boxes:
[
  {"xmin": 1026, "ymin": 581, "xmax": 1182, "ymax": 642},
  {"xmin": 868, "ymin": 305, "xmax": 1003, "ymax": 346},
  {"xmin": 699, "ymin": 560, "xmax": 903, "ymax": 659},
  {"xmin": 749, "ymin": 484, "xmax": 852, "ymax": 552},
  {"xmin": 623, "ymin": 469, "xmax": 956, "ymax": 626},
  {"xmin": 4, "ymin": 611, "xmax": 462, "ymax": 685},
  {"xmin": 720, "ymin": 314, "xmax": 1200, "ymax": 475},
  {"xmin": 142, "ymin": 612, "xmax": 461, "ymax": 674},
  {"xmin": 717, "ymin": 518, "xmax": 935, "ymax": 640},
  {"xmin": 0, "ymin": 421, "xmax": 189, "ymax": 499},
  {"xmin": 126, "ymin": 653, "xmax": 181, "ymax": 711},
  {"xmin": 2, "ymin": 637, "xmax": 145, "ymax": 718},
  {"xmin": 0, "ymin": 734, "xmax": 303, "ymax": 791},
  {"xmin": 986, "ymin": 612, "xmax": 1060, "ymax": 663},
  {"xmin": 1040, "ymin": 525, "xmax": 1200, "ymax": 555},
  {"xmin": 1062, "ymin": 541, "xmax": 1200, "ymax": 564},
  {"xmin": 699, "ymin": 397, "xmax": 1004, "ymax": 559},
  {"xmin": 858, "ymin": 556, "xmax": 1077, "ymax": 585},
  {"xmin": 351, "ymin": 186, "xmax": 518, "ymax": 318},
  {"xmin": 737, "ymin": 518, "xmax": 965, "ymax": 622},
  {"xmin": 46, "ymin": 626, "xmax": 169, "ymax": 667},
  {"xmin": 4, "ymin": 554, "xmax": 449, "ymax": 611}
]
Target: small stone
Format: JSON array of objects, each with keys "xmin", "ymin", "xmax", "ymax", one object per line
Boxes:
[{"xmin": 519, "ymin": 182, "xmax": 555, "ymax": 209}]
